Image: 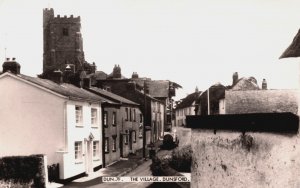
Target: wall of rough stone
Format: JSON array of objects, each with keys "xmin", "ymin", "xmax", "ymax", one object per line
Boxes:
[{"xmin": 191, "ymin": 129, "xmax": 300, "ymax": 188}]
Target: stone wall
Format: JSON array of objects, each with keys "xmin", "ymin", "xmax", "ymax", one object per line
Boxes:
[{"xmin": 188, "ymin": 113, "xmax": 300, "ymax": 188}]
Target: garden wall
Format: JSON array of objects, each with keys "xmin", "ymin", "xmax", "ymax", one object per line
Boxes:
[{"xmin": 187, "ymin": 113, "xmax": 300, "ymax": 188}]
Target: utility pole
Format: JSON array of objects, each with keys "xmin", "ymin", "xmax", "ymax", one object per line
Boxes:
[
  {"xmin": 143, "ymin": 80, "xmax": 148, "ymax": 159},
  {"xmin": 207, "ymin": 87, "xmax": 210, "ymax": 115},
  {"xmin": 169, "ymin": 81, "xmax": 173, "ymax": 131}
]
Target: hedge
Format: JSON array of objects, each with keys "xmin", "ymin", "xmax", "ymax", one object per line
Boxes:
[
  {"xmin": 151, "ymin": 145, "xmax": 192, "ymax": 176},
  {"xmin": 169, "ymin": 145, "xmax": 192, "ymax": 172},
  {"xmin": 0, "ymin": 154, "xmax": 46, "ymax": 188}
]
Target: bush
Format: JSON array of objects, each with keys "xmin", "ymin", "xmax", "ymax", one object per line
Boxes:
[
  {"xmin": 0, "ymin": 155, "xmax": 46, "ymax": 188},
  {"xmin": 150, "ymin": 156, "xmax": 171, "ymax": 176},
  {"xmin": 169, "ymin": 145, "xmax": 192, "ymax": 172},
  {"xmin": 151, "ymin": 145, "xmax": 192, "ymax": 176}
]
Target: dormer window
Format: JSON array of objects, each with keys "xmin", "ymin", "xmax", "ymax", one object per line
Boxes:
[{"xmin": 63, "ymin": 28, "xmax": 69, "ymax": 36}]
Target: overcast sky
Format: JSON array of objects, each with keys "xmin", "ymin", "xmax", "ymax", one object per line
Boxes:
[{"xmin": 0, "ymin": 0, "xmax": 300, "ymax": 100}]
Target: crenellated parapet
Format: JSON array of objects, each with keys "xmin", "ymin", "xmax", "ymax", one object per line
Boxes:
[
  {"xmin": 43, "ymin": 8, "xmax": 81, "ymax": 24},
  {"xmin": 52, "ymin": 15, "xmax": 81, "ymax": 24}
]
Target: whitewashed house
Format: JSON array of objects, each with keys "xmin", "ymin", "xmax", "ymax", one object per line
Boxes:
[
  {"xmin": 0, "ymin": 59, "xmax": 105, "ymax": 180},
  {"xmin": 175, "ymin": 88, "xmax": 201, "ymax": 127}
]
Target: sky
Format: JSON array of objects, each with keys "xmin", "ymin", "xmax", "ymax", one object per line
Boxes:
[{"xmin": 0, "ymin": 0, "xmax": 300, "ymax": 100}]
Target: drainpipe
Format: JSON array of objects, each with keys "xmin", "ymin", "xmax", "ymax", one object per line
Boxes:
[
  {"xmin": 64, "ymin": 100, "xmax": 68, "ymax": 151},
  {"xmin": 101, "ymin": 104, "xmax": 106, "ymax": 167}
]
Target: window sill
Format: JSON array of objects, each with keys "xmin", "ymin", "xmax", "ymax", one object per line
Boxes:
[
  {"xmin": 93, "ymin": 158, "xmax": 100, "ymax": 161},
  {"xmin": 125, "ymin": 143, "xmax": 128, "ymax": 145},
  {"xmin": 91, "ymin": 126, "xmax": 99, "ymax": 128},
  {"xmin": 76, "ymin": 125, "xmax": 83, "ymax": 128},
  {"xmin": 112, "ymin": 150, "xmax": 116, "ymax": 153},
  {"xmin": 75, "ymin": 161, "xmax": 83, "ymax": 164},
  {"xmin": 105, "ymin": 151, "xmax": 109, "ymax": 154}
]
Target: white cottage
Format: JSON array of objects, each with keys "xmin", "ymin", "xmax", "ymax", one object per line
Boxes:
[{"xmin": 0, "ymin": 64, "xmax": 105, "ymax": 180}]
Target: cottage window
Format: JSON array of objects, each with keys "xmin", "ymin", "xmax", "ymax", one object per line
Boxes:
[
  {"xmin": 139, "ymin": 124, "xmax": 143, "ymax": 138},
  {"xmin": 112, "ymin": 136, "xmax": 117, "ymax": 152},
  {"xmin": 93, "ymin": 141, "xmax": 100, "ymax": 159},
  {"xmin": 125, "ymin": 108, "xmax": 129, "ymax": 121},
  {"xmin": 91, "ymin": 108, "xmax": 98, "ymax": 127},
  {"xmin": 104, "ymin": 137, "xmax": 109, "ymax": 153},
  {"xmin": 140, "ymin": 114, "xmax": 143, "ymax": 123},
  {"xmin": 132, "ymin": 131, "xmax": 136, "ymax": 143},
  {"xmin": 112, "ymin": 112, "xmax": 117, "ymax": 126},
  {"xmin": 103, "ymin": 111, "xmax": 108, "ymax": 127},
  {"xmin": 129, "ymin": 108, "xmax": 132, "ymax": 121},
  {"xmin": 125, "ymin": 130, "xmax": 129, "ymax": 145},
  {"xmin": 62, "ymin": 28, "xmax": 69, "ymax": 36},
  {"xmin": 75, "ymin": 106, "xmax": 83, "ymax": 126},
  {"xmin": 133, "ymin": 109, "xmax": 136, "ymax": 122},
  {"xmin": 75, "ymin": 141, "xmax": 83, "ymax": 162}
]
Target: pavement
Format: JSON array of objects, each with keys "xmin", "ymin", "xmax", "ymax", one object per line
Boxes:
[{"xmin": 50, "ymin": 140, "xmax": 163, "ymax": 188}]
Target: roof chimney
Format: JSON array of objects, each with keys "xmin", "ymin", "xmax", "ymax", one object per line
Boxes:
[
  {"xmin": 232, "ymin": 72, "xmax": 238, "ymax": 86},
  {"xmin": 262, "ymin": 79, "xmax": 267, "ymax": 90},
  {"xmin": 2, "ymin": 57, "xmax": 21, "ymax": 74},
  {"xmin": 63, "ymin": 65, "xmax": 74, "ymax": 83},
  {"xmin": 127, "ymin": 81, "xmax": 136, "ymax": 90},
  {"xmin": 52, "ymin": 70, "xmax": 63, "ymax": 84},
  {"xmin": 83, "ymin": 77, "xmax": 91, "ymax": 88},
  {"xmin": 132, "ymin": 72, "xmax": 139, "ymax": 79},
  {"xmin": 112, "ymin": 64, "xmax": 121, "ymax": 78}
]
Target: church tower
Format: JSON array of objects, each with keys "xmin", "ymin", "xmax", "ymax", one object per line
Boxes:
[{"xmin": 43, "ymin": 8, "xmax": 85, "ymax": 74}]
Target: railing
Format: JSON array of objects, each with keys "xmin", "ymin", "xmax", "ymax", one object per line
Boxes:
[{"xmin": 48, "ymin": 163, "xmax": 59, "ymax": 182}]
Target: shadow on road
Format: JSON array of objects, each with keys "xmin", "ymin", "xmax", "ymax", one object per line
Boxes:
[{"xmin": 146, "ymin": 182, "xmax": 189, "ymax": 188}]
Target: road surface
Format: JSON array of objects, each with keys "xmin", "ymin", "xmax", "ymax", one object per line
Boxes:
[{"xmin": 62, "ymin": 150, "xmax": 173, "ymax": 188}]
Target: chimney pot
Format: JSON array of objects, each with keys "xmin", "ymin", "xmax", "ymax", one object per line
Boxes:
[
  {"xmin": 3, "ymin": 57, "xmax": 21, "ymax": 74},
  {"xmin": 262, "ymin": 79, "xmax": 267, "ymax": 90},
  {"xmin": 83, "ymin": 78, "xmax": 91, "ymax": 88}
]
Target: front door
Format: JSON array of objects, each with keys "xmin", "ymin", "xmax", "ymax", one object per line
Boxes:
[
  {"xmin": 84, "ymin": 140, "xmax": 93, "ymax": 175},
  {"xmin": 119, "ymin": 135, "xmax": 123, "ymax": 158},
  {"xmin": 129, "ymin": 131, "xmax": 133, "ymax": 152}
]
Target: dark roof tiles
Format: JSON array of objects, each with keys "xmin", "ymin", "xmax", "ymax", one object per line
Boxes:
[
  {"xmin": 176, "ymin": 91, "xmax": 201, "ymax": 109},
  {"xmin": 17, "ymin": 74, "xmax": 105, "ymax": 102},
  {"xmin": 89, "ymin": 87, "xmax": 139, "ymax": 106}
]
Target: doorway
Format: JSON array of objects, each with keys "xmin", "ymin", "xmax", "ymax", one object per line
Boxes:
[
  {"xmin": 119, "ymin": 135, "xmax": 124, "ymax": 158},
  {"xmin": 84, "ymin": 139, "xmax": 93, "ymax": 175}
]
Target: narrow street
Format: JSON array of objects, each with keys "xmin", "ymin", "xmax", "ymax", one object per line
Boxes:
[{"xmin": 62, "ymin": 150, "xmax": 173, "ymax": 188}]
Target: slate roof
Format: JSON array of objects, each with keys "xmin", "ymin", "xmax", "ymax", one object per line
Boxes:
[
  {"xmin": 134, "ymin": 80, "xmax": 181, "ymax": 98},
  {"xmin": 88, "ymin": 87, "xmax": 139, "ymax": 106},
  {"xmin": 148, "ymin": 81, "xmax": 169, "ymax": 98},
  {"xmin": 4, "ymin": 73, "xmax": 106, "ymax": 102},
  {"xmin": 176, "ymin": 91, "xmax": 201, "ymax": 109},
  {"xmin": 87, "ymin": 71, "xmax": 108, "ymax": 80}
]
